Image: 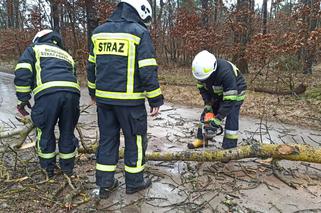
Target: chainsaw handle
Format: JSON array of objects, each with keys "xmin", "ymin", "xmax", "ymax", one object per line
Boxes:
[{"xmin": 216, "ymin": 125, "xmax": 223, "ymax": 135}]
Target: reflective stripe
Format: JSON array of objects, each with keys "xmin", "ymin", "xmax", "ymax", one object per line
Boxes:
[
  {"xmin": 138, "ymin": 58, "xmax": 157, "ymax": 68},
  {"xmin": 197, "ymin": 83, "xmax": 204, "ymax": 89},
  {"xmin": 33, "ymin": 44, "xmax": 75, "ymax": 66},
  {"xmin": 224, "ymin": 129, "xmax": 239, "ymax": 139},
  {"xmin": 33, "ymin": 47, "xmax": 42, "ymax": 86},
  {"xmin": 15, "ymin": 63, "xmax": 32, "ymax": 72},
  {"xmin": 223, "ymin": 95, "xmax": 238, "ymax": 101},
  {"xmin": 227, "ymin": 61, "xmax": 239, "ymax": 76},
  {"xmin": 95, "ymin": 90, "xmax": 145, "ymax": 100},
  {"xmin": 146, "ymin": 88, "xmax": 162, "ymax": 98},
  {"xmin": 59, "ymin": 150, "xmax": 77, "ymax": 159},
  {"xmin": 213, "ymin": 86, "xmax": 223, "ymax": 94},
  {"xmin": 15, "ymin": 85, "xmax": 31, "ymax": 93},
  {"xmin": 225, "ymin": 130, "xmax": 238, "ymax": 135},
  {"xmin": 237, "ymin": 95, "xmax": 245, "ymax": 101},
  {"xmin": 33, "ymin": 81, "xmax": 80, "ymax": 95},
  {"xmin": 92, "ymin": 33, "xmax": 141, "ymax": 45},
  {"xmin": 127, "ymin": 41, "xmax": 136, "ymax": 93},
  {"xmin": 88, "ymin": 55, "xmax": 96, "ymax": 63},
  {"xmin": 136, "ymin": 135, "xmax": 143, "ymax": 167},
  {"xmin": 223, "ymin": 90, "xmax": 238, "ymax": 96},
  {"xmin": 125, "ymin": 165, "xmax": 144, "ymax": 173},
  {"xmin": 36, "ymin": 128, "xmax": 56, "ymax": 159},
  {"xmin": 96, "ymin": 163, "xmax": 117, "ymax": 172},
  {"xmin": 88, "ymin": 81, "xmax": 96, "ymax": 89}
]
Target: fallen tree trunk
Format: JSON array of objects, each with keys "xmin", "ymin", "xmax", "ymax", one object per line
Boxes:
[
  {"xmin": 77, "ymin": 143, "xmax": 321, "ymax": 163},
  {"xmin": 2, "ymin": 124, "xmax": 321, "ymax": 164}
]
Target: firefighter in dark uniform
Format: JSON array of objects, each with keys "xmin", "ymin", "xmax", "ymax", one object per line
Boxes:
[
  {"xmin": 188, "ymin": 50, "xmax": 247, "ymax": 149},
  {"xmin": 14, "ymin": 30, "xmax": 80, "ymax": 177},
  {"xmin": 87, "ymin": 0, "xmax": 164, "ymax": 198}
]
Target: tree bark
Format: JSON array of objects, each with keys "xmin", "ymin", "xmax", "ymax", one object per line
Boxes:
[
  {"xmin": 2, "ymin": 125, "xmax": 321, "ymax": 164},
  {"xmin": 262, "ymin": 0, "xmax": 268, "ymax": 34},
  {"xmin": 85, "ymin": 0, "xmax": 98, "ymax": 50}
]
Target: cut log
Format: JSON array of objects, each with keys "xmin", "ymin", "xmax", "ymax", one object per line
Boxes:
[{"xmin": 76, "ymin": 144, "xmax": 321, "ymax": 163}]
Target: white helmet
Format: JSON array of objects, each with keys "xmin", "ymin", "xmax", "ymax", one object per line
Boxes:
[
  {"xmin": 32, "ymin": 29, "xmax": 53, "ymax": 43},
  {"xmin": 192, "ymin": 50, "xmax": 217, "ymax": 80},
  {"xmin": 121, "ymin": 0, "xmax": 152, "ymax": 26}
]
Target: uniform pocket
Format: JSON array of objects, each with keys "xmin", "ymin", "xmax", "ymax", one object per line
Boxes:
[
  {"xmin": 31, "ymin": 105, "xmax": 46, "ymax": 129},
  {"xmin": 129, "ymin": 110, "xmax": 147, "ymax": 135}
]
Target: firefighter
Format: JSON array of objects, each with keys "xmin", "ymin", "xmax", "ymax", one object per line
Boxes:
[
  {"xmin": 87, "ymin": 0, "xmax": 164, "ymax": 198},
  {"xmin": 188, "ymin": 50, "xmax": 247, "ymax": 149},
  {"xmin": 14, "ymin": 30, "xmax": 80, "ymax": 177}
]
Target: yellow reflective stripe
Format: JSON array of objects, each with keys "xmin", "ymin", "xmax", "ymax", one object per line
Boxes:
[
  {"xmin": 126, "ymin": 41, "xmax": 136, "ymax": 93},
  {"xmin": 88, "ymin": 81, "xmax": 96, "ymax": 89},
  {"xmin": 33, "ymin": 47, "xmax": 42, "ymax": 86},
  {"xmin": 33, "ymin": 44, "xmax": 75, "ymax": 66},
  {"xmin": 136, "ymin": 135, "xmax": 143, "ymax": 167},
  {"xmin": 95, "ymin": 90, "xmax": 145, "ymax": 100},
  {"xmin": 88, "ymin": 55, "xmax": 96, "ymax": 63},
  {"xmin": 224, "ymin": 134, "xmax": 239, "ymax": 139},
  {"xmin": 36, "ymin": 128, "xmax": 56, "ymax": 159},
  {"xmin": 227, "ymin": 61, "xmax": 239, "ymax": 76},
  {"xmin": 138, "ymin": 58, "xmax": 157, "ymax": 68},
  {"xmin": 92, "ymin": 33, "xmax": 141, "ymax": 45},
  {"xmin": 125, "ymin": 165, "xmax": 144, "ymax": 173},
  {"xmin": 15, "ymin": 85, "xmax": 31, "ymax": 93},
  {"xmin": 59, "ymin": 150, "xmax": 77, "ymax": 159},
  {"xmin": 33, "ymin": 81, "xmax": 80, "ymax": 95},
  {"xmin": 223, "ymin": 95, "xmax": 238, "ymax": 101},
  {"xmin": 196, "ymin": 83, "xmax": 204, "ymax": 89},
  {"xmin": 146, "ymin": 88, "xmax": 162, "ymax": 98},
  {"xmin": 96, "ymin": 163, "xmax": 117, "ymax": 172},
  {"xmin": 15, "ymin": 63, "xmax": 32, "ymax": 72}
]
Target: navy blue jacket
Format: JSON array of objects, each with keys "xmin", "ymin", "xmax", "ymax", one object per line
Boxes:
[
  {"xmin": 87, "ymin": 3, "xmax": 164, "ymax": 107},
  {"xmin": 197, "ymin": 59, "xmax": 247, "ymax": 120},
  {"xmin": 14, "ymin": 32, "xmax": 79, "ymax": 102}
]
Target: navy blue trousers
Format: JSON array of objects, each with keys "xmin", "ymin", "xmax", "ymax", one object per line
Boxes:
[
  {"xmin": 96, "ymin": 104, "xmax": 148, "ymax": 188},
  {"xmin": 31, "ymin": 92, "xmax": 80, "ymax": 173}
]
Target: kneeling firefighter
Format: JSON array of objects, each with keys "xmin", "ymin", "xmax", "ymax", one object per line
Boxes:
[
  {"xmin": 188, "ymin": 50, "xmax": 247, "ymax": 149},
  {"xmin": 14, "ymin": 30, "xmax": 80, "ymax": 177}
]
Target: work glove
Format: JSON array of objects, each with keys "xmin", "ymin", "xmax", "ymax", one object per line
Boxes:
[
  {"xmin": 204, "ymin": 118, "xmax": 222, "ymax": 138},
  {"xmin": 203, "ymin": 105, "xmax": 213, "ymax": 113},
  {"xmin": 17, "ymin": 101, "xmax": 31, "ymax": 116}
]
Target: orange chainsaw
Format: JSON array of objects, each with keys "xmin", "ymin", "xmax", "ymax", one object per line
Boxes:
[{"xmin": 201, "ymin": 112, "xmax": 223, "ymax": 142}]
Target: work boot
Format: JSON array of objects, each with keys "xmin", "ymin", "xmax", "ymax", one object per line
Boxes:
[
  {"xmin": 187, "ymin": 139, "xmax": 208, "ymax": 149},
  {"xmin": 99, "ymin": 179, "xmax": 119, "ymax": 199},
  {"xmin": 126, "ymin": 178, "xmax": 152, "ymax": 194}
]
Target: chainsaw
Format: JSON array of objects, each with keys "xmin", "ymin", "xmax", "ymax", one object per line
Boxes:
[{"xmin": 201, "ymin": 112, "xmax": 223, "ymax": 148}]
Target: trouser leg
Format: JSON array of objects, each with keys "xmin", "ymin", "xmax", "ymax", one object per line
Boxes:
[
  {"xmin": 96, "ymin": 104, "xmax": 120, "ymax": 188},
  {"xmin": 31, "ymin": 94, "xmax": 60, "ymax": 172},
  {"xmin": 222, "ymin": 102, "xmax": 243, "ymax": 149},
  {"xmin": 58, "ymin": 92, "xmax": 80, "ymax": 173},
  {"xmin": 115, "ymin": 105, "xmax": 147, "ymax": 188}
]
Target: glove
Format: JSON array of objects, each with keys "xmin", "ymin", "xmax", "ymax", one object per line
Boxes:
[
  {"xmin": 204, "ymin": 118, "xmax": 222, "ymax": 138},
  {"xmin": 209, "ymin": 118, "xmax": 222, "ymax": 128},
  {"xmin": 203, "ymin": 105, "xmax": 213, "ymax": 113},
  {"xmin": 17, "ymin": 101, "xmax": 31, "ymax": 116}
]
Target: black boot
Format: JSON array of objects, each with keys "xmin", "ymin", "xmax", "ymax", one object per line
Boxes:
[
  {"xmin": 126, "ymin": 178, "xmax": 152, "ymax": 194},
  {"xmin": 99, "ymin": 179, "xmax": 119, "ymax": 199}
]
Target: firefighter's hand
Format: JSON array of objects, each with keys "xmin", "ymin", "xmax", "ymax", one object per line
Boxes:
[
  {"xmin": 209, "ymin": 118, "xmax": 221, "ymax": 128},
  {"xmin": 17, "ymin": 101, "xmax": 31, "ymax": 116},
  {"xmin": 90, "ymin": 96, "xmax": 96, "ymax": 105},
  {"xmin": 150, "ymin": 107, "xmax": 160, "ymax": 117}
]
